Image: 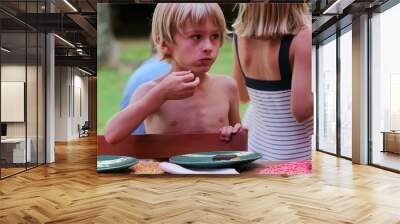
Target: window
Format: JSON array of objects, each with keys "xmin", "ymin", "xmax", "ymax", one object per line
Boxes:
[
  {"xmin": 0, "ymin": 1, "xmax": 47, "ymax": 179},
  {"xmin": 317, "ymin": 36, "xmax": 337, "ymax": 154},
  {"xmin": 339, "ymin": 28, "xmax": 352, "ymax": 158},
  {"xmin": 371, "ymin": 2, "xmax": 400, "ymax": 171}
]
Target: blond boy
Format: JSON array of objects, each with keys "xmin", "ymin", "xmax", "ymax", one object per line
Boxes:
[{"xmin": 105, "ymin": 3, "xmax": 241, "ymax": 144}]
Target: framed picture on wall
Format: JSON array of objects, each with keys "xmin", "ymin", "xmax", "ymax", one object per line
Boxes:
[{"xmin": 1, "ymin": 81, "xmax": 25, "ymax": 122}]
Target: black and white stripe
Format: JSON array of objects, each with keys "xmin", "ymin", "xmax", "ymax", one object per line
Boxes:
[{"xmin": 247, "ymin": 88, "xmax": 313, "ymax": 161}]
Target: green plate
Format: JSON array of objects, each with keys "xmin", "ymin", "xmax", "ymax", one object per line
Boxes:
[
  {"xmin": 97, "ymin": 155, "xmax": 139, "ymax": 172},
  {"xmin": 169, "ymin": 151, "xmax": 261, "ymax": 169}
]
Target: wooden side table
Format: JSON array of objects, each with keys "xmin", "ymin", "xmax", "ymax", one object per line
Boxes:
[{"xmin": 381, "ymin": 131, "xmax": 400, "ymax": 154}]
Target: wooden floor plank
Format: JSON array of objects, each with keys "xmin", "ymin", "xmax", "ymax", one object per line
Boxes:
[{"xmin": 0, "ymin": 135, "xmax": 399, "ymax": 223}]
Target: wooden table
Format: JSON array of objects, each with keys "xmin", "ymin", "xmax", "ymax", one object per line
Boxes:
[
  {"xmin": 97, "ymin": 132, "xmax": 248, "ymax": 159},
  {"xmin": 97, "ymin": 133, "xmax": 311, "ymax": 175},
  {"xmin": 1, "ymin": 137, "xmax": 32, "ymax": 164}
]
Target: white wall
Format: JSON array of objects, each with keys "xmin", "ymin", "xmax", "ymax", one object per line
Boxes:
[
  {"xmin": 1, "ymin": 65, "xmax": 37, "ymax": 138},
  {"xmin": 54, "ymin": 67, "xmax": 89, "ymax": 141},
  {"xmin": 73, "ymin": 73, "xmax": 89, "ymax": 137},
  {"xmin": 55, "ymin": 67, "xmax": 69, "ymax": 141},
  {"xmin": 1, "ymin": 66, "xmax": 26, "ymax": 133},
  {"xmin": 1, "ymin": 82, "xmax": 25, "ymax": 122}
]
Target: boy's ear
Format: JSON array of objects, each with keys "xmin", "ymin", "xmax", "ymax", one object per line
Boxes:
[{"xmin": 160, "ymin": 40, "xmax": 173, "ymax": 56}]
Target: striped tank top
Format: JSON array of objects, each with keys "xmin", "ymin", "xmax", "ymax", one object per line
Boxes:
[{"xmin": 234, "ymin": 34, "xmax": 313, "ymax": 161}]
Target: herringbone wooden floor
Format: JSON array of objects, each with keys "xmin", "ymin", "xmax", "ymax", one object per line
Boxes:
[{"xmin": 1, "ymin": 135, "xmax": 400, "ymax": 223}]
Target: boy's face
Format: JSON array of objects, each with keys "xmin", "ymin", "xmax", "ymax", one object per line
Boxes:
[{"xmin": 165, "ymin": 18, "xmax": 222, "ymax": 75}]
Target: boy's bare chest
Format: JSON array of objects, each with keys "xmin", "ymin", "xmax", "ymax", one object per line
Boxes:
[
  {"xmin": 145, "ymin": 88, "xmax": 230, "ymax": 133},
  {"xmin": 161, "ymin": 94, "xmax": 228, "ymax": 119}
]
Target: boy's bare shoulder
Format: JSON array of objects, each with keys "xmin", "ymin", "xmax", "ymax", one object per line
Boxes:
[{"xmin": 210, "ymin": 75, "xmax": 238, "ymax": 92}]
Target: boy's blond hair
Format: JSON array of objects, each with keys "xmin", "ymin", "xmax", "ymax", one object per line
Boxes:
[
  {"xmin": 232, "ymin": 3, "xmax": 310, "ymax": 40},
  {"xmin": 151, "ymin": 3, "xmax": 227, "ymax": 62}
]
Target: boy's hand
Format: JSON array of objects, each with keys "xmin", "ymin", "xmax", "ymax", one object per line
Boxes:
[
  {"xmin": 158, "ymin": 71, "xmax": 200, "ymax": 100},
  {"xmin": 219, "ymin": 123, "xmax": 242, "ymax": 141}
]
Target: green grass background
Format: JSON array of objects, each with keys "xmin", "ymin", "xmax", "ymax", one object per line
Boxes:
[{"xmin": 98, "ymin": 38, "xmax": 248, "ymax": 134}]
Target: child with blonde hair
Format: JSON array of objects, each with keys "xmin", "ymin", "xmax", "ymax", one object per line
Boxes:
[
  {"xmin": 232, "ymin": 3, "xmax": 313, "ymax": 161},
  {"xmin": 106, "ymin": 3, "xmax": 242, "ymax": 144}
]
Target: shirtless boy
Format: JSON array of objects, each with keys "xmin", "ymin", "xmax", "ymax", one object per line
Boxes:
[{"xmin": 105, "ymin": 3, "xmax": 241, "ymax": 144}]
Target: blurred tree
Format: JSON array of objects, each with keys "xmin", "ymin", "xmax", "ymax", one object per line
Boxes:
[
  {"xmin": 98, "ymin": 4, "xmax": 120, "ymax": 68},
  {"xmin": 109, "ymin": 4, "xmax": 237, "ymax": 38}
]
